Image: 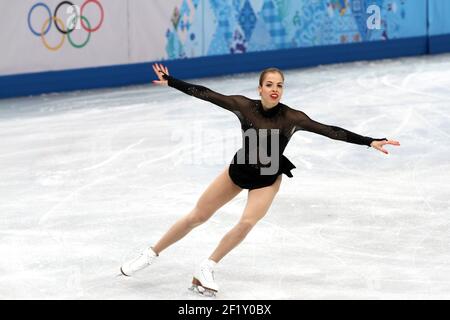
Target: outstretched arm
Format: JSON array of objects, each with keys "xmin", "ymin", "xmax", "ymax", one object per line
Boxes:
[
  {"xmin": 292, "ymin": 109, "xmax": 400, "ymax": 154},
  {"xmin": 152, "ymin": 63, "xmax": 245, "ymax": 113}
]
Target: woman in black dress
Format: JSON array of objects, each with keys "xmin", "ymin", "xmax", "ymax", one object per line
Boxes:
[{"xmin": 120, "ymin": 63, "xmax": 400, "ymax": 296}]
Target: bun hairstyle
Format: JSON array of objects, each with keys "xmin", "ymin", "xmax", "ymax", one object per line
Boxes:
[{"xmin": 259, "ymin": 68, "xmax": 285, "ymax": 86}]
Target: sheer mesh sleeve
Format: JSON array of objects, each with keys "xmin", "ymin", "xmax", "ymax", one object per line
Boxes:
[
  {"xmin": 163, "ymin": 74, "xmax": 247, "ymax": 113},
  {"xmin": 291, "ymin": 109, "xmax": 387, "ymax": 147}
]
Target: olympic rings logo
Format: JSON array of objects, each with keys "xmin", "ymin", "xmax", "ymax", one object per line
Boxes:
[{"xmin": 28, "ymin": 1, "xmax": 104, "ymax": 51}]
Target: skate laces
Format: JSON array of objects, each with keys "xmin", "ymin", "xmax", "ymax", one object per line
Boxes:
[
  {"xmin": 144, "ymin": 249, "xmax": 156, "ymax": 264},
  {"xmin": 201, "ymin": 264, "xmax": 215, "ymax": 281},
  {"xmin": 133, "ymin": 248, "xmax": 154, "ymax": 267}
]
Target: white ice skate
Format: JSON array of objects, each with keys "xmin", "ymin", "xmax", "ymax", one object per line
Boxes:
[
  {"xmin": 189, "ymin": 259, "xmax": 219, "ymax": 297},
  {"xmin": 120, "ymin": 247, "xmax": 158, "ymax": 277}
]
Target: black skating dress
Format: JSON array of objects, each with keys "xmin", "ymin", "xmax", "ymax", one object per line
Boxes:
[{"xmin": 163, "ymin": 75, "xmax": 387, "ymax": 190}]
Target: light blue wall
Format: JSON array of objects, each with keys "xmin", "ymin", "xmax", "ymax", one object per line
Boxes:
[
  {"xmin": 429, "ymin": 0, "xmax": 450, "ymax": 36},
  {"xmin": 165, "ymin": 0, "xmax": 427, "ymax": 59}
]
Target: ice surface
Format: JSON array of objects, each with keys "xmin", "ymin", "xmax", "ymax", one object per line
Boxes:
[{"xmin": 1, "ymin": 54, "xmax": 449, "ymax": 299}]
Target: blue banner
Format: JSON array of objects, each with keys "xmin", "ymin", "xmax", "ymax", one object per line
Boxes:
[{"xmin": 165, "ymin": 0, "xmax": 427, "ymax": 59}]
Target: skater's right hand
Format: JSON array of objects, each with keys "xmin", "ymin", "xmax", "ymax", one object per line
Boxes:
[{"xmin": 152, "ymin": 63, "xmax": 170, "ymax": 86}]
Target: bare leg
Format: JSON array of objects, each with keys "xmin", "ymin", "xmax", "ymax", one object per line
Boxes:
[
  {"xmin": 152, "ymin": 166, "xmax": 242, "ymax": 255},
  {"xmin": 209, "ymin": 175, "xmax": 282, "ymax": 263}
]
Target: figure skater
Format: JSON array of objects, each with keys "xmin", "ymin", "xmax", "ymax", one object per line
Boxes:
[{"xmin": 120, "ymin": 63, "xmax": 400, "ymax": 296}]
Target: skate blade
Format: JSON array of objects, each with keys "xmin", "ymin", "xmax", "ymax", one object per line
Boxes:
[
  {"xmin": 189, "ymin": 278, "xmax": 217, "ymax": 297},
  {"xmin": 189, "ymin": 285, "xmax": 216, "ymax": 297},
  {"xmin": 119, "ymin": 267, "xmax": 130, "ymax": 277},
  {"xmin": 116, "ymin": 270, "xmax": 128, "ymax": 278}
]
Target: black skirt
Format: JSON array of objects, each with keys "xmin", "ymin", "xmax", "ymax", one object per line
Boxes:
[{"xmin": 228, "ymin": 153, "xmax": 296, "ymax": 190}]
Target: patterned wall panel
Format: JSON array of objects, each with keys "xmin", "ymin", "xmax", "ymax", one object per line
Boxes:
[{"xmin": 163, "ymin": 0, "xmax": 426, "ymax": 60}]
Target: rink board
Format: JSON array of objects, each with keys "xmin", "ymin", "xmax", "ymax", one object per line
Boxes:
[
  {"xmin": 0, "ymin": 0, "xmax": 449, "ymax": 99},
  {"xmin": 0, "ymin": 36, "xmax": 430, "ymax": 99}
]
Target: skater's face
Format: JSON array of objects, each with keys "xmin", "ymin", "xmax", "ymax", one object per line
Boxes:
[{"xmin": 259, "ymin": 72, "xmax": 284, "ymax": 108}]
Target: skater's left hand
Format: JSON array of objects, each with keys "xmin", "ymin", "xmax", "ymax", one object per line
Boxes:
[{"xmin": 370, "ymin": 139, "xmax": 400, "ymax": 155}]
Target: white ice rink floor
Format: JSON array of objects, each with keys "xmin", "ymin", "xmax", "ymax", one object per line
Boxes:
[{"xmin": 1, "ymin": 54, "xmax": 449, "ymax": 300}]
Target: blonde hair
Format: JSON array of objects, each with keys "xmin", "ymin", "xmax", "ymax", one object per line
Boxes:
[{"xmin": 259, "ymin": 68, "xmax": 285, "ymax": 86}]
